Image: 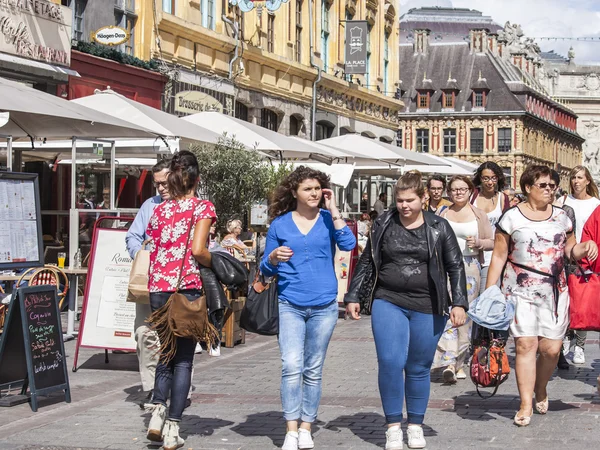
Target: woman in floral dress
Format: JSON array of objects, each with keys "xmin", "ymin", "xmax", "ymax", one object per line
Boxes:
[
  {"xmin": 432, "ymin": 176, "xmax": 494, "ymax": 383},
  {"xmin": 485, "ymin": 165, "xmax": 597, "ymax": 427}
]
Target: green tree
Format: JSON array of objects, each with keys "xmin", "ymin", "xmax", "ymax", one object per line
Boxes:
[{"xmin": 190, "ymin": 135, "xmax": 291, "ymax": 232}]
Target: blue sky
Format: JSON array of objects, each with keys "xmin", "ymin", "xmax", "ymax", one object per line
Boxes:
[{"xmin": 401, "ymin": 0, "xmax": 600, "ymax": 64}]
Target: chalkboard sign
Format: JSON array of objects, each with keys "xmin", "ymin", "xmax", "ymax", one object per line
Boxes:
[{"xmin": 0, "ymin": 285, "xmax": 71, "ymax": 411}]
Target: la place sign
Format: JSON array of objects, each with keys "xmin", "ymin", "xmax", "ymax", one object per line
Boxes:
[{"xmin": 91, "ymin": 26, "xmax": 129, "ymax": 46}]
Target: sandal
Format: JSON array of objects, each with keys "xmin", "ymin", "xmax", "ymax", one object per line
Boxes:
[
  {"xmin": 513, "ymin": 409, "xmax": 533, "ymax": 427},
  {"xmin": 534, "ymin": 396, "xmax": 549, "ymax": 415}
]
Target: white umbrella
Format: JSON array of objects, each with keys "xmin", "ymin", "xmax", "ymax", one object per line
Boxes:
[
  {"xmin": 71, "ymin": 90, "xmax": 221, "ymax": 147},
  {"xmin": 318, "ymin": 134, "xmax": 448, "ymax": 167},
  {"xmin": 402, "ymin": 154, "xmax": 473, "ymax": 175},
  {"xmin": 0, "ymin": 77, "xmax": 156, "ymax": 139},
  {"xmin": 181, "ymin": 111, "xmax": 342, "ymax": 161}
]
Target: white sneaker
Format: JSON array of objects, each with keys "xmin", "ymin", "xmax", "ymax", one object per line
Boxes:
[
  {"xmin": 298, "ymin": 428, "xmax": 314, "ymax": 449},
  {"xmin": 456, "ymin": 368, "xmax": 467, "ymax": 380},
  {"xmin": 573, "ymin": 345, "xmax": 585, "ymax": 364},
  {"xmin": 281, "ymin": 431, "xmax": 299, "ymax": 450},
  {"xmin": 443, "ymin": 365, "xmax": 457, "ymax": 384},
  {"xmin": 407, "ymin": 425, "xmax": 426, "ymax": 449},
  {"xmin": 162, "ymin": 419, "xmax": 184, "ymax": 450},
  {"xmin": 146, "ymin": 403, "xmax": 166, "ymax": 442},
  {"xmin": 194, "ymin": 342, "xmax": 203, "ymax": 354},
  {"xmin": 209, "ymin": 343, "xmax": 221, "ymax": 357},
  {"xmin": 385, "ymin": 425, "xmax": 403, "ymax": 450}
]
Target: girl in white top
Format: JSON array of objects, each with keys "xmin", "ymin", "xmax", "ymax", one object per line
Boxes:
[
  {"xmin": 433, "ymin": 176, "xmax": 494, "ymax": 383},
  {"xmin": 471, "ymin": 162, "xmax": 511, "ymax": 294},
  {"xmin": 556, "ymin": 165, "xmax": 600, "ymax": 364}
]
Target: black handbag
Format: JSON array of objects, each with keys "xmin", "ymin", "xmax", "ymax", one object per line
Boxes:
[{"xmin": 240, "ymin": 269, "xmax": 279, "ymax": 335}]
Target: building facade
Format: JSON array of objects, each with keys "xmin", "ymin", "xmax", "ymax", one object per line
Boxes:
[
  {"xmin": 398, "ymin": 8, "xmax": 583, "ymax": 190},
  {"xmin": 0, "ymin": 0, "xmax": 74, "ymax": 92},
  {"xmin": 541, "ymin": 51, "xmax": 600, "ymax": 183},
  {"xmin": 134, "ymin": 0, "xmax": 404, "ymax": 141}
]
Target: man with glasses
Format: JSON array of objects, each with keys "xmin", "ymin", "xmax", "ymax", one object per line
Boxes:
[
  {"xmin": 424, "ymin": 175, "xmax": 452, "ymax": 214},
  {"xmin": 126, "ymin": 159, "xmax": 172, "ymax": 407}
]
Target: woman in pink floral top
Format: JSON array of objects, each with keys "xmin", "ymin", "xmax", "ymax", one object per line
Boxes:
[{"xmin": 144, "ymin": 151, "xmax": 216, "ymax": 449}]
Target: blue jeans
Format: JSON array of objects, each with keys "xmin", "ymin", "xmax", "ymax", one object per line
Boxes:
[
  {"xmin": 371, "ymin": 299, "xmax": 446, "ymax": 425},
  {"xmin": 278, "ymin": 299, "xmax": 339, "ymax": 423},
  {"xmin": 149, "ymin": 289, "xmax": 201, "ymax": 421}
]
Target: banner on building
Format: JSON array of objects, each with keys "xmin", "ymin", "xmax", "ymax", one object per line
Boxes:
[
  {"xmin": 345, "ymin": 20, "xmax": 368, "ymax": 75},
  {"xmin": 0, "ymin": 1, "xmax": 72, "ymax": 66}
]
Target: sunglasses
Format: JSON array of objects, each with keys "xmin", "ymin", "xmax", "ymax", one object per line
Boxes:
[{"xmin": 533, "ymin": 183, "xmax": 557, "ymax": 191}]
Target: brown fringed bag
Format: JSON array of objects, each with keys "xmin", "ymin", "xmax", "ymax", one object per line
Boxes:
[{"xmin": 148, "ymin": 213, "xmax": 219, "ymax": 362}]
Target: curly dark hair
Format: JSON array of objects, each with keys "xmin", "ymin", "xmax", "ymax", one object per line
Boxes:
[
  {"xmin": 473, "ymin": 161, "xmax": 506, "ymax": 191},
  {"xmin": 269, "ymin": 166, "xmax": 331, "ymax": 220}
]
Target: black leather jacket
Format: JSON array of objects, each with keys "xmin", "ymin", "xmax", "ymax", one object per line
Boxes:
[{"xmin": 344, "ymin": 208, "xmax": 468, "ymax": 316}]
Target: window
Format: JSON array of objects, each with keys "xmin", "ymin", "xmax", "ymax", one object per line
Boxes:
[
  {"xmin": 162, "ymin": 0, "xmax": 175, "ymax": 14},
  {"xmin": 202, "ymin": 0, "xmax": 216, "ymax": 30},
  {"xmin": 125, "ymin": 16, "xmax": 135, "ymax": 55},
  {"xmin": 474, "ymin": 91, "xmax": 485, "ymax": 108},
  {"xmin": 502, "ymin": 167, "xmax": 512, "ymax": 188},
  {"xmin": 443, "ymin": 92, "xmax": 455, "ymax": 109},
  {"xmin": 383, "ymin": 32, "xmax": 389, "ymax": 94},
  {"xmin": 73, "ymin": 0, "xmax": 86, "ymax": 41},
  {"xmin": 295, "ymin": 0, "xmax": 302, "ymax": 63},
  {"xmin": 267, "ymin": 13, "xmax": 275, "ymax": 52},
  {"xmin": 396, "ymin": 128, "xmax": 403, "ymax": 147},
  {"xmin": 417, "ymin": 92, "xmax": 429, "ymax": 109},
  {"xmin": 235, "ymin": 102, "xmax": 249, "ymax": 121},
  {"xmin": 321, "ymin": 2, "xmax": 330, "ymax": 72},
  {"xmin": 344, "ymin": 8, "xmax": 353, "ymax": 82},
  {"xmin": 290, "ymin": 115, "xmax": 303, "ymax": 136},
  {"xmin": 261, "ymin": 109, "xmax": 278, "ymax": 131},
  {"xmin": 416, "ymin": 129, "xmax": 429, "ymax": 153},
  {"xmin": 444, "ymin": 129, "xmax": 457, "ymax": 153},
  {"xmin": 498, "ymin": 128, "xmax": 512, "ymax": 152},
  {"xmin": 470, "ymin": 128, "xmax": 484, "ymax": 154},
  {"xmin": 316, "ymin": 121, "xmax": 334, "ymax": 141},
  {"xmin": 366, "ymin": 24, "xmax": 372, "ymax": 86}
]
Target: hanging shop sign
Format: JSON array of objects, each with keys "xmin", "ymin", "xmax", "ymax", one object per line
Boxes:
[
  {"xmin": 229, "ymin": 0, "xmax": 289, "ymax": 13},
  {"xmin": 174, "ymin": 90, "xmax": 223, "ymax": 115},
  {"xmin": 0, "ymin": 0, "xmax": 72, "ymax": 66},
  {"xmin": 90, "ymin": 26, "xmax": 130, "ymax": 47},
  {"xmin": 345, "ymin": 20, "xmax": 368, "ymax": 75}
]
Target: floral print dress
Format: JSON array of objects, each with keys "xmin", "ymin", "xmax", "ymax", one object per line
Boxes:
[
  {"xmin": 497, "ymin": 206, "xmax": 572, "ymax": 339},
  {"xmin": 146, "ymin": 198, "xmax": 217, "ymax": 293}
]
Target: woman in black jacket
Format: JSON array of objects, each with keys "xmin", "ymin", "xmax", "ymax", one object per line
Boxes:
[{"xmin": 345, "ymin": 171, "xmax": 468, "ymax": 450}]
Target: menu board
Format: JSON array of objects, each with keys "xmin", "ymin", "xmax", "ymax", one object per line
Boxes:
[
  {"xmin": 0, "ymin": 173, "xmax": 43, "ymax": 270},
  {"xmin": 0, "ymin": 286, "xmax": 71, "ymax": 412},
  {"xmin": 73, "ymin": 224, "xmax": 136, "ymax": 372}
]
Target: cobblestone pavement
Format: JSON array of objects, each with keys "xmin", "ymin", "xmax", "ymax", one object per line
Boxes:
[{"xmin": 1, "ymin": 310, "xmax": 599, "ymax": 449}]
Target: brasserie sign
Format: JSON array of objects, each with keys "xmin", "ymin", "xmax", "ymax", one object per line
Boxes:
[
  {"xmin": 0, "ymin": 0, "xmax": 71, "ymax": 66},
  {"xmin": 91, "ymin": 26, "xmax": 129, "ymax": 47}
]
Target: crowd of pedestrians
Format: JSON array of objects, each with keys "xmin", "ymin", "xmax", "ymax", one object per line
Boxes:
[{"xmin": 126, "ymin": 152, "xmax": 600, "ymax": 450}]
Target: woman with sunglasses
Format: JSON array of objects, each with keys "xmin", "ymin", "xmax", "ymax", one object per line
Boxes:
[
  {"xmin": 485, "ymin": 165, "xmax": 597, "ymax": 427},
  {"xmin": 471, "ymin": 162, "xmax": 511, "ymax": 294},
  {"xmin": 432, "ymin": 176, "xmax": 494, "ymax": 384},
  {"xmin": 555, "ymin": 165, "xmax": 600, "ymax": 365}
]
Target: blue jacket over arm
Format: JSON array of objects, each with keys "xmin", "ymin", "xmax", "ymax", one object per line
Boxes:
[{"xmin": 260, "ymin": 210, "xmax": 356, "ymax": 307}]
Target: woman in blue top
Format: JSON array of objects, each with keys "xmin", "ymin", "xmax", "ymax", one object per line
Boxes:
[{"xmin": 261, "ymin": 166, "xmax": 356, "ymax": 450}]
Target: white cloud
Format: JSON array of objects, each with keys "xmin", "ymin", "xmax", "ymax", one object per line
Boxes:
[{"xmin": 401, "ymin": 0, "xmax": 600, "ymax": 63}]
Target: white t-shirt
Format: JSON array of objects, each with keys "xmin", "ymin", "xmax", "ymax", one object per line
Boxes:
[
  {"xmin": 563, "ymin": 195, "xmax": 600, "ymax": 242},
  {"xmin": 446, "ymin": 219, "xmax": 479, "ymax": 257}
]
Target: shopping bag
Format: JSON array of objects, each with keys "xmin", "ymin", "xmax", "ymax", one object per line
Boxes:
[
  {"xmin": 568, "ymin": 270, "xmax": 600, "ymax": 331},
  {"xmin": 127, "ymin": 242, "xmax": 150, "ymax": 304}
]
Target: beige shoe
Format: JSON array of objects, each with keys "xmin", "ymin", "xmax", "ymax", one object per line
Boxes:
[
  {"xmin": 443, "ymin": 365, "xmax": 457, "ymax": 384},
  {"xmin": 146, "ymin": 403, "xmax": 166, "ymax": 442},
  {"xmin": 162, "ymin": 420, "xmax": 184, "ymax": 450},
  {"xmin": 456, "ymin": 368, "xmax": 467, "ymax": 380}
]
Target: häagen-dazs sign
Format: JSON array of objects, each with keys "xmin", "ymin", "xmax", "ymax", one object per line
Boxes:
[
  {"xmin": 0, "ymin": 0, "xmax": 72, "ymax": 66},
  {"xmin": 91, "ymin": 26, "xmax": 129, "ymax": 46},
  {"xmin": 175, "ymin": 91, "xmax": 223, "ymax": 115}
]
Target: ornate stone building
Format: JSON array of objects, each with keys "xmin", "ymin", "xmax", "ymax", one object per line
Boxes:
[
  {"xmin": 133, "ymin": 0, "xmax": 404, "ymax": 141},
  {"xmin": 398, "ymin": 8, "xmax": 583, "ymax": 190},
  {"xmin": 541, "ymin": 51, "xmax": 600, "ymax": 183}
]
